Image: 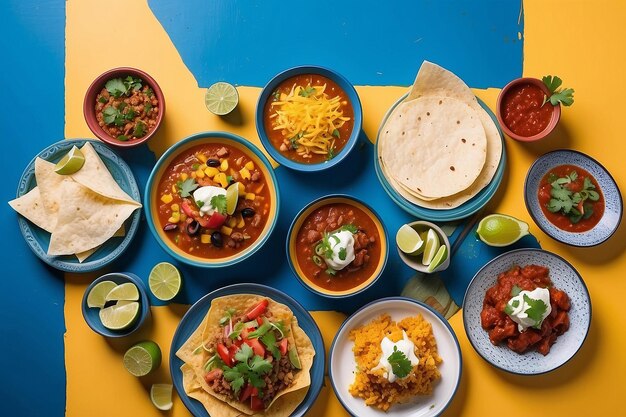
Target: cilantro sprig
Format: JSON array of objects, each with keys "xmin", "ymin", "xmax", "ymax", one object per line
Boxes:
[
  {"xmin": 298, "ymin": 85, "xmax": 317, "ymax": 98},
  {"xmin": 222, "ymin": 344, "xmax": 272, "ymax": 395},
  {"xmin": 105, "ymin": 76, "xmax": 143, "ymax": 98},
  {"xmin": 211, "ymin": 194, "xmax": 227, "ymax": 215},
  {"xmin": 387, "ymin": 346, "xmax": 412, "ymax": 378},
  {"xmin": 541, "ymin": 75, "xmax": 574, "ymax": 107},
  {"xmin": 546, "ymin": 170, "xmax": 599, "ymax": 223},
  {"xmin": 177, "ymin": 178, "xmax": 199, "ymax": 198},
  {"xmin": 504, "ymin": 292, "xmax": 549, "ymax": 329}
]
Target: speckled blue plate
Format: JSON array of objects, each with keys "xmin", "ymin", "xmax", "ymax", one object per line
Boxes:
[
  {"xmin": 463, "ymin": 249, "xmax": 591, "ymax": 375},
  {"xmin": 374, "ymin": 94, "xmax": 506, "ymax": 221},
  {"xmin": 13, "ymin": 139, "xmax": 141, "ymax": 273},
  {"xmin": 525, "ymin": 149, "xmax": 623, "ymax": 247},
  {"xmin": 170, "ymin": 283, "xmax": 325, "ymax": 417}
]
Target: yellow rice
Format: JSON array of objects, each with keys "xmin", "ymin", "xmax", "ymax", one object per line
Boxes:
[{"xmin": 348, "ymin": 314, "xmax": 442, "ymax": 411}]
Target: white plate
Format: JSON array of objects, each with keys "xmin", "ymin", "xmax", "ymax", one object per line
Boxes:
[{"xmin": 329, "ymin": 297, "xmax": 462, "ymax": 417}]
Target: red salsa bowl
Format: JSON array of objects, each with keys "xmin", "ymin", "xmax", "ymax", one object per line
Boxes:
[{"xmin": 496, "ymin": 77, "xmax": 560, "ymax": 142}]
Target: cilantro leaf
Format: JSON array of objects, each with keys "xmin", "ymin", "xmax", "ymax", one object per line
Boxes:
[
  {"xmin": 340, "ymin": 224, "xmax": 358, "ymax": 233},
  {"xmin": 248, "ymin": 320, "xmax": 272, "ymax": 339},
  {"xmin": 177, "ymin": 178, "xmax": 199, "ymax": 198},
  {"xmin": 132, "ymin": 121, "xmax": 146, "ymax": 138},
  {"xmin": 326, "ymin": 146, "xmax": 336, "ymax": 161},
  {"xmin": 387, "ymin": 346, "xmax": 412, "ymax": 378},
  {"xmin": 542, "ymin": 75, "xmax": 563, "ymax": 93},
  {"xmin": 102, "ymin": 106, "xmax": 119, "ymax": 125},
  {"xmin": 511, "ymin": 285, "xmax": 522, "ymax": 297},
  {"xmin": 338, "ymin": 247, "xmax": 347, "ymax": 261},
  {"xmin": 235, "ymin": 344, "xmax": 253, "ymax": 363},
  {"xmin": 542, "ymin": 75, "xmax": 574, "ymax": 106},
  {"xmin": 249, "ymin": 355, "xmax": 273, "ymax": 374},
  {"xmin": 105, "ymin": 78, "xmax": 128, "ymax": 98},
  {"xmin": 299, "ymin": 85, "xmax": 316, "ymax": 97},
  {"xmin": 211, "ymin": 194, "xmax": 227, "ymax": 215},
  {"xmin": 260, "ymin": 331, "xmax": 280, "ymax": 360},
  {"xmin": 523, "ymin": 294, "xmax": 548, "ymax": 328},
  {"xmin": 325, "ymin": 267, "xmax": 337, "ymax": 276}
]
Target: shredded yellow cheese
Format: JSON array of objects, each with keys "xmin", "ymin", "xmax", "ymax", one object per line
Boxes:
[{"xmin": 270, "ymin": 83, "xmax": 350, "ymax": 158}]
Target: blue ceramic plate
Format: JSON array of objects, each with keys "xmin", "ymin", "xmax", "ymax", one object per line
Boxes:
[
  {"xmin": 255, "ymin": 65, "xmax": 363, "ymax": 172},
  {"xmin": 329, "ymin": 297, "xmax": 462, "ymax": 417},
  {"xmin": 81, "ymin": 272, "xmax": 151, "ymax": 338},
  {"xmin": 374, "ymin": 94, "xmax": 506, "ymax": 221},
  {"xmin": 524, "ymin": 149, "xmax": 623, "ymax": 247},
  {"xmin": 170, "ymin": 283, "xmax": 325, "ymax": 417},
  {"xmin": 463, "ymin": 249, "xmax": 592, "ymax": 375},
  {"xmin": 13, "ymin": 139, "xmax": 141, "ymax": 273}
]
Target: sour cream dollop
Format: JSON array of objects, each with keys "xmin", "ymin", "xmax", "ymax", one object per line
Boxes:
[
  {"xmin": 192, "ymin": 186, "xmax": 226, "ymax": 216},
  {"xmin": 323, "ymin": 230, "xmax": 355, "ymax": 271},
  {"xmin": 506, "ymin": 287, "xmax": 552, "ymax": 332},
  {"xmin": 371, "ymin": 331, "xmax": 419, "ymax": 383}
]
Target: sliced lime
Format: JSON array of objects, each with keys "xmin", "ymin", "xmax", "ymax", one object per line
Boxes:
[
  {"xmin": 105, "ymin": 282, "xmax": 139, "ymax": 301},
  {"xmin": 421, "ymin": 228, "xmax": 440, "ymax": 266},
  {"xmin": 476, "ymin": 214, "xmax": 530, "ymax": 247},
  {"xmin": 225, "ymin": 182, "xmax": 240, "ymax": 215},
  {"xmin": 396, "ymin": 224, "xmax": 425, "ymax": 256},
  {"xmin": 86, "ymin": 280, "xmax": 117, "ymax": 308},
  {"xmin": 149, "ymin": 262, "xmax": 181, "ymax": 301},
  {"xmin": 99, "ymin": 300, "xmax": 140, "ymax": 330},
  {"xmin": 150, "ymin": 383, "xmax": 173, "ymax": 411},
  {"xmin": 205, "ymin": 82, "xmax": 239, "ymax": 115},
  {"xmin": 123, "ymin": 340, "xmax": 162, "ymax": 377},
  {"xmin": 427, "ymin": 244, "xmax": 448, "ymax": 273},
  {"xmin": 55, "ymin": 145, "xmax": 85, "ymax": 175}
]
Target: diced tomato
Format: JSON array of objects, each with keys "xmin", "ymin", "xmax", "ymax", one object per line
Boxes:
[
  {"xmin": 245, "ymin": 338, "xmax": 266, "ymax": 357},
  {"xmin": 278, "ymin": 338, "xmax": 288, "ymax": 356},
  {"xmin": 206, "ymin": 211, "xmax": 227, "ymax": 229},
  {"xmin": 217, "ymin": 343, "xmax": 231, "ymax": 365},
  {"xmin": 181, "ymin": 201, "xmax": 196, "ymax": 217},
  {"xmin": 239, "ymin": 384, "xmax": 258, "ymax": 402},
  {"xmin": 228, "ymin": 344, "xmax": 239, "ymax": 359},
  {"xmin": 246, "ymin": 299, "xmax": 269, "ymax": 320},
  {"xmin": 256, "ymin": 317, "xmax": 264, "ymax": 326},
  {"xmin": 250, "ymin": 394, "xmax": 264, "ymax": 411}
]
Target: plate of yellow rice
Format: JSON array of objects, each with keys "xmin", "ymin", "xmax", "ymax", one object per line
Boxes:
[{"xmin": 329, "ymin": 297, "xmax": 461, "ymax": 416}]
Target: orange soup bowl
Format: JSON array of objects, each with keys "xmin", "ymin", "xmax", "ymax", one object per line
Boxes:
[
  {"xmin": 145, "ymin": 132, "xmax": 279, "ymax": 268},
  {"xmin": 287, "ymin": 195, "xmax": 388, "ymax": 298}
]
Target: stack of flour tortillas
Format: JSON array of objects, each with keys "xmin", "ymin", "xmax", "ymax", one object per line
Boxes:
[{"xmin": 378, "ymin": 61, "xmax": 502, "ymax": 209}]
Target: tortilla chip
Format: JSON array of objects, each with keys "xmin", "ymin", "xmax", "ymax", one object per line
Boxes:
[{"xmin": 8, "ymin": 187, "xmax": 55, "ymax": 233}]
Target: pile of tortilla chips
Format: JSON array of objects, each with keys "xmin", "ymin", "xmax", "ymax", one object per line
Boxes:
[
  {"xmin": 176, "ymin": 294, "xmax": 315, "ymax": 417},
  {"xmin": 8, "ymin": 142, "xmax": 141, "ymax": 262},
  {"xmin": 378, "ymin": 61, "xmax": 502, "ymax": 210}
]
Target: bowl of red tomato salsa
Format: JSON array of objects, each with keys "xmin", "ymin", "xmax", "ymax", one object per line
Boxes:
[
  {"xmin": 287, "ymin": 195, "xmax": 388, "ymax": 298},
  {"xmin": 496, "ymin": 77, "xmax": 560, "ymax": 142},
  {"xmin": 145, "ymin": 132, "xmax": 279, "ymax": 268},
  {"xmin": 525, "ymin": 149, "xmax": 622, "ymax": 247}
]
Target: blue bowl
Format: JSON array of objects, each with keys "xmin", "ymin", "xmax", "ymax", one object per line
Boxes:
[
  {"xmin": 81, "ymin": 272, "xmax": 151, "ymax": 338},
  {"xmin": 255, "ymin": 65, "xmax": 362, "ymax": 172},
  {"xmin": 525, "ymin": 149, "xmax": 623, "ymax": 247}
]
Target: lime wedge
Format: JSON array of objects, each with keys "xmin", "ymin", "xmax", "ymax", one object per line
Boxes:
[
  {"xmin": 205, "ymin": 82, "xmax": 239, "ymax": 115},
  {"xmin": 55, "ymin": 145, "xmax": 85, "ymax": 175},
  {"xmin": 123, "ymin": 341, "xmax": 162, "ymax": 377},
  {"xmin": 421, "ymin": 228, "xmax": 440, "ymax": 266},
  {"xmin": 476, "ymin": 214, "xmax": 530, "ymax": 247},
  {"xmin": 427, "ymin": 244, "xmax": 448, "ymax": 273},
  {"xmin": 99, "ymin": 300, "xmax": 140, "ymax": 330},
  {"xmin": 150, "ymin": 383, "xmax": 173, "ymax": 411},
  {"xmin": 396, "ymin": 224, "xmax": 425, "ymax": 255},
  {"xmin": 105, "ymin": 282, "xmax": 139, "ymax": 301},
  {"xmin": 149, "ymin": 262, "xmax": 182, "ymax": 301},
  {"xmin": 86, "ymin": 280, "xmax": 117, "ymax": 308},
  {"xmin": 225, "ymin": 182, "xmax": 240, "ymax": 215}
]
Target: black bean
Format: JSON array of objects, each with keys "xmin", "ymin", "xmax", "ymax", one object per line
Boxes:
[
  {"xmin": 186, "ymin": 220, "xmax": 200, "ymax": 235},
  {"xmin": 163, "ymin": 223, "xmax": 178, "ymax": 232},
  {"xmin": 207, "ymin": 159, "xmax": 220, "ymax": 167},
  {"xmin": 211, "ymin": 232, "xmax": 223, "ymax": 247},
  {"xmin": 241, "ymin": 208, "xmax": 255, "ymax": 218}
]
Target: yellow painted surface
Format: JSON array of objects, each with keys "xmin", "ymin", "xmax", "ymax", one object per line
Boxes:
[{"xmin": 64, "ymin": 0, "xmax": 626, "ymax": 416}]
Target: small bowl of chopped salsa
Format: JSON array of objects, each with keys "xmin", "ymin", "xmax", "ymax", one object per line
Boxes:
[
  {"xmin": 256, "ymin": 66, "xmax": 362, "ymax": 171},
  {"xmin": 287, "ymin": 195, "xmax": 388, "ymax": 298},
  {"xmin": 496, "ymin": 77, "xmax": 561, "ymax": 142},
  {"xmin": 525, "ymin": 149, "xmax": 622, "ymax": 246},
  {"xmin": 145, "ymin": 132, "xmax": 279, "ymax": 268},
  {"xmin": 84, "ymin": 67, "xmax": 165, "ymax": 148}
]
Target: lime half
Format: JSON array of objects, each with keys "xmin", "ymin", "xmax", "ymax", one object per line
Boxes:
[
  {"xmin": 55, "ymin": 145, "xmax": 85, "ymax": 175},
  {"xmin": 150, "ymin": 383, "xmax": 173, "ymax": 411},
  {"xmin": 205, "ymin": 82, "xmax": 239, "ymax": 115},
  {"xmin": 105, "ymin": 282, "xmax": 139, "ymax": 302},
  {"xmin": 149, "ymin": 262, "xmax": 182, "ymax": 301},
  {"xmin": 87, "ymin": 280, "xmax": 117, "ymax": 308},
  {"xmin": 396, "ymin": 224, "xmax": 425, "ymax": 256},
  {"xmin": 99, "ymin": 300, "xmax": 140, "ymax": 330},
  {"xmin": 427, "ymin": 244, "xmax": 448, "ymax": 273},
  {"xmin": 123, "ymin": 341, "xmax": 162, "ymax": 377},
  {"xmin": 421, "ymin": 228, "xmax": 440, "ymax": 266},
  {"xmin": 225, "ymin": 182, "xmax": 240, "ymax": 215},
  {"xmin": 477, "ymin": 214, "xmax": 530, "ymax": 247}
]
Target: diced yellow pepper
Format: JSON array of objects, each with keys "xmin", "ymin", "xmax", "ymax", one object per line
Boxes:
[
  {"xmin": 196, "ymin": 169, "xmax": 205, "ymax": 178},
  {"xmin": 199, "ymin": 163, "xmax": 207, "ymax": 170},
  {"xmin": 219, "ymin": 159, "xmax": 229, "ymax": 172},
  {"xmin": 171, "ymin": 184, "xmax": 177, "ymax": 193},
  {"xmin": 227, "ymin": 216, "xmax": 237, "ymax": 228},
  {"xmin": 168, "ymin": 212, "xmax": 180, "ymax": 223},
  {"xmin": 200, "ymin": 234, "xmax": 211, "ymax": 244},
  {"xmin": 214, "ymin": 172, "xmax": 228, "ymax": 188},
  {"xmin": 204, "ymin": 166, "xmax": 219, "ymax": 177},
  {"xmin": 239, "ymin": 167, "xmax": 251, "ymax": 181},
  {"xmin": 191, "ymin": 171, "xmax": 197, "ymax": 178},
  {"xmin": 180, "ymin": 172, "xmax": 188, "ymax": 181},
  {"xmin": 161, "ymin": 193, "xmax": 173, "ymax": 204},
  {"xmin": 236, "ymin": 216, "xmax": 245, "ymax": 229},
  {"xmin": 245, "ymin": 161, "xmax": 254, "ymax": 170},
  {"xmin": 245, "ymin": 193, "xmax": 256, "ymax": 200},
  {"xmin": 197, "ymin": 153, "xmax": 208, "ymax": 163},
  {"xmin": 180, "ymin": 213, "xmax": 188, "ymax": 222},
  {"xmin": 237, "ymin": 182, "xmax": 246, "ymax": 194},
  {"xmin": 171, "ymin": 203, "xmax": 179, "ymax": 212},
  {"xmin": 220, "ymin": 225, "xmax": 233, "ymax": 236}
]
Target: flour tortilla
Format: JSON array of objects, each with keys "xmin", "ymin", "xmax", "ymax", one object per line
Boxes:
[
  {"xmin": 380, "ymin": 96, "xmax": 487, "ymax": 199},
  {"xmin": 8, "ymin": 187, "xmax": 55, "ymax": 233}
]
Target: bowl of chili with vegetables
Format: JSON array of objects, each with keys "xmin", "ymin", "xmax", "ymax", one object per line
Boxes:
[
  {"xmin": 525, "ymin": 149, "xmax": 622, "ymax": 247},
  {"xmin": 255, "ymin": 66, "xmax": 362, "ymax": 172},
  {"xmin": 84, "ymin": 67, "xmax": 165, "ymax": 148},
  {"xmin": 287, "ymin": 195, "xmax": 388, "ymax": 298},
  {"xmin": 145, "ymin": 132, "xmax": 279, "ymax": 268}
]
